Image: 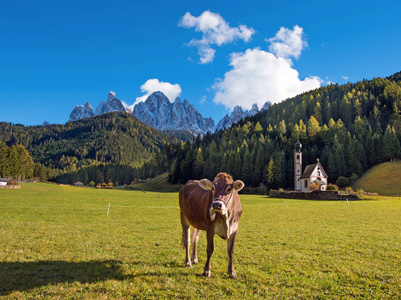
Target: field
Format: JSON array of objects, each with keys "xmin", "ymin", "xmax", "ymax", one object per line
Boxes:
[{"xmin": 1, "ymin": 183, "xmax": 401, "ymax": 299}]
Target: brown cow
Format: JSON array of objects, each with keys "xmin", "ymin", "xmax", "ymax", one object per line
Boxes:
[{"xmin": 179, "ymin": 172, "xmax": 244, "ymax": 278}]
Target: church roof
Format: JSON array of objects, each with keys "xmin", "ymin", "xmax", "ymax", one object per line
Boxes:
[
  {"xmin": 299, "ymin": 161, "xmax": 328, "ymax": 180},
  {"xmin": 299, "ymin": 164, "xmax": 317, "ymax": 179}
]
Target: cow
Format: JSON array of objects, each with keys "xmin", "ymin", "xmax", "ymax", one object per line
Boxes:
[{"xmin": 179, "ymin": 172, "xmax": 244, "ymax": 278}]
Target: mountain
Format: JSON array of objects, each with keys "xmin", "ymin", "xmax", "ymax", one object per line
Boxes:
[
  {"xmin": 215, "ymin": 101, "xmax": 271, "ymax": 131},
  {"xmin": 69, "ymin": 92, "xmax": 130, "ymax": 122},
  {"xmin": 68, "ymin": 91, "xmax": 271, "ymax": 135},
  {"xmin": 69, "ymin": 102, "xmax": 95, "ymax": 122},
  {"xmin": 69, "ymin": 91, "xmax": 216, "ymax": 136},
  {"xmin": 94, "ymin": 92, "xmax": 132, "ymax": 115},
  {"xmin": 133, "ymin": 92, "xmax": 215, "ymax": 135}
]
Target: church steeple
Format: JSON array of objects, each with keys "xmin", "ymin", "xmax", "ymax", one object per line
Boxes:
[{"xmin": 294, "ymin": 140, "xmax": 302, "ymax": 191}]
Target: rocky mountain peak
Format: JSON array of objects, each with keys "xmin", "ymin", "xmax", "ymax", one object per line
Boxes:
[
  {"xmin": 69, "ymin": 102, "xmax": 95, "ymax": 122},
  {"xmin": 68, "ymin": 91, "xmax": 270, "ymax": 135},
  {"xmin": 215, "ymin": 101, "xmax": 270, "ymax": 132},
  {"xmin": 133, "ymin": 91, "xmax": 215, "ymax": 135}
]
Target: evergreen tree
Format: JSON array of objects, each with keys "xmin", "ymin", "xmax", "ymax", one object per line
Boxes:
[
  {"xmin": 193, "ymin": 148, "xmax": 205, "ymax": 179},
  {"xmin": 307, "ymin": 115, "xmax": 321, "ymax": 142},
  {"xmin": 383, "ymin": 125, "xmax": 401, "ymax": 161},
  {"xmin": 265, "ymin": 158, "xmax": 276, "ymax": 189}
]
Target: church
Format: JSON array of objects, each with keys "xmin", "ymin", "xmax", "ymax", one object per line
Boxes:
[{"xmin": 294, "ymin": 141, "xmax": 328, "ymax": 192}]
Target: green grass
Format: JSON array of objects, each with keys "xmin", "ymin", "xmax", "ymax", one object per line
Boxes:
[
  {"xmin": 1, "ymin": 183, "xmax": 401, "ymax": 299},
  {"xmin": 352, "ymin": 160, "xmax": 401, "ymax": 196}
]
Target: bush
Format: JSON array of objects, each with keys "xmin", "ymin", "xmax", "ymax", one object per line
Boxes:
[
  {"xmin": 96, "ymin": 183, "xmax": 101, "ymax": 189},
  {"xmin": 349, "ymin": 173, "xmax": 359, "ymax": 183},
  {"xmin": 89, "ymin": 181, "xmax": 95, "ymax": 187},
  {"xmin": 258, "ymin": 183, "xmax": 268, "ymax": 195},
  {"xmin": 308, "ymin": 182, "xmax": 320, "ymax": 191},
  {"xmin": 345, "ymin": 187, "xmax": 354, "ymax": 194},
  {"xmin": 336, "ymin": 176, "xmax": 350, "ymax": 187},
  {"xmin": 326, "ymin": 183, "xmax": 339, "ymax": 191},
  {"xmin": 357, "ymin": 188, "xmax": 365, "ymax": 197}
]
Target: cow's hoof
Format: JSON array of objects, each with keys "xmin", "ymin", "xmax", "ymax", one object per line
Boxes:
[
  {"xmin": 202, "ymin": 270, "xmax": 211, "ymax": 277},
  {"xmin": 191, "ymin": 259, "xmax": 198, "ymax": 265},
  {"xmin": 228, "ymin": 272, "xmax": 237, "ymax": 279},
  {"xmin": 185, "ymin": 261, "xmax": 192, "ymax": 267}
]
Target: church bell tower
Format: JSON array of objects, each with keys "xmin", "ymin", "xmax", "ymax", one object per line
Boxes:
[{"xmin": 294, "ymin": 140, "xmax": 302, "ymax": 191}]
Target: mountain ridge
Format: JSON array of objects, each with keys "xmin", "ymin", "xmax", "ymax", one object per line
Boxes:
[{"xmin": 69, "ymin": 91, "xmax": 271, "ymax": 135}]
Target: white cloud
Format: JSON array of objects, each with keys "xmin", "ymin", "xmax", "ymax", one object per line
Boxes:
[
  {"xmin": 200, "ymin": 95, "xmax": 207, "ymax": 105},
  {"xmin": 213, "ymin": 48, "xmax": 322, "ymax": 110},
  {"xmin": 179, "ymin": 10, "xmax": 255, "ymax": 64},
  {"xmin": 342, "ymin": 76, "xmax": 349, "ymax": 81},
  {"xmin": 135, "ymin": 79, "xmax": 182, "ymax": 104},
  {"xmin": 267, "ymin": 25, "xmax": 307, "ymax": 61}
]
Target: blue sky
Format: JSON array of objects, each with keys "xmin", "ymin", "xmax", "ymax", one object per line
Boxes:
[{"xmin": 1, "ymin": 0, "xmax": 400, "ymax": 125}]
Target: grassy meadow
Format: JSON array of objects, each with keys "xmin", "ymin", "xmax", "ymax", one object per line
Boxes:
[
  {"xmin": 1, "ymin": 183, "xmax": 401, "ymax": 299},
  {"xmin": 352, "ymin": 160, "xmax": 401, "ymax": 196}
]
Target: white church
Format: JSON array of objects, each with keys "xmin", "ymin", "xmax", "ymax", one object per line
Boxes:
[{"xmin": 294, "ymin": 141, "xmax": 328, "ymax": 192}]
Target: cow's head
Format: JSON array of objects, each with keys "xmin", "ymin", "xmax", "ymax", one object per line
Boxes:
[{"xmin": 199, "ymin": 172, "xmax": 244, "ymax": 217}]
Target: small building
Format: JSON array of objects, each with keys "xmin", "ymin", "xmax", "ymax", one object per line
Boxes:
[
  {"xmin": 294, "ymin": 141, "xmax": 328, "ymax": 192},
  {"xmin": 74, "ymin": 182, "xmax": 84, "ymax": 187},
  {"xmin": 299, "ymin": 160, "xmax": 328, "ymax": 192}
]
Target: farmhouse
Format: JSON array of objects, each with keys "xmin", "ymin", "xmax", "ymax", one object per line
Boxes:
[{"xmin": 294, "ymin": 141, "xmax": 328, "ymax": 192}]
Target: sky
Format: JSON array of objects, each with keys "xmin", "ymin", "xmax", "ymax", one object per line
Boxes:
[{"xmin": 1, "ymin": 0, "xmax": 401, "ymax": 126}]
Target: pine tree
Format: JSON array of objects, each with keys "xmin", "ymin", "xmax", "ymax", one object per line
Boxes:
[
  {"xmin": 307, "ymin": 115, "xmax": 321, "ymax": 142},
  {"xmin": 193, "ymin": 148, "xmax": 205, "ymax": 179},
  {"xmin": 383, "ymin": 125, "xmax": 401, "ymax": 161},
  {"xmin": 265, "ymin": 158, "xmax": 276, "ymax": 189}
]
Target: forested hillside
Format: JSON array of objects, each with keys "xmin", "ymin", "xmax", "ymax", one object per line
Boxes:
[
  {"xmin": 0, "ymin": 112, "xmax": 179, "ymax": 185},
  {"xmin": 166, "ymin": 72, "xmax": 401, "ymax": 190}
]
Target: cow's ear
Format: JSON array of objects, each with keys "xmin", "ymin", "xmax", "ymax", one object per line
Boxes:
[
  {"xmin": 199, "ymin": 179, "xmax": 214, "ymax": 191},
  {"xmin": 233, "ymin": 180, "xmax": 244, "ymax": 191}
]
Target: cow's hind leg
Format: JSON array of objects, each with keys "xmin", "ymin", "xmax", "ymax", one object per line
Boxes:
[
  {"xmin": 203, "ymin": 227, "xmax": 214, "ymax": 277},
  {"xmin": 191, "ymin": 228, "xmax": 200, "ymax": 265},
  {"xmin": 227, "ymin": 230, "xmax": 238, "ymax": 278},
  {"xmin": 180, "ymin": 211, "xmax": 192, "ymax": 267}
]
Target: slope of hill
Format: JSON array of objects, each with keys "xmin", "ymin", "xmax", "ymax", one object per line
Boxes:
[
  {"xmin": 352, "ymin": 161, "xmax": 401, "ymax": 196},
  {"xmin": 127, "ymin": 172, "xmax": 182, "ymax": 192}
]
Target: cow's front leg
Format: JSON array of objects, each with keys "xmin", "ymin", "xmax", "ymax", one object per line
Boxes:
[
  {"xmin": 203, "ymin": 227, "xmax": 215, "ymax": 277},
  {"xmin": 191, "ymin": 228, "xmax": 200, "ymax": 265},
  {"xmin": 227, "ymin": 230, "xmax": 238, "ymax": 278},
  {"xmin": 180, "ymin": 212, "xmax": 191, "ymax": 267}
]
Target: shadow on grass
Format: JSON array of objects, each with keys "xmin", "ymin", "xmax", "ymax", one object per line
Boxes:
[
  {"xmin": 0, "ymin": 259, "xmax": 195, "ymax": 295},
  {"xmin": 0, "ymin": 260, "xmax": 128, "ymax": 296}
]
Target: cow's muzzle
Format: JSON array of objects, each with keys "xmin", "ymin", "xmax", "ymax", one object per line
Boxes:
[{"xmin": 212, "ymin": 200, "xmax": 226, "ymax": 212}]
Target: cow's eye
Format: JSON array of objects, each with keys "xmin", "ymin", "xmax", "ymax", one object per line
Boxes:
[{"xmin": 226, "ymin": 187, "xmax": 232, "ymax": 193}]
